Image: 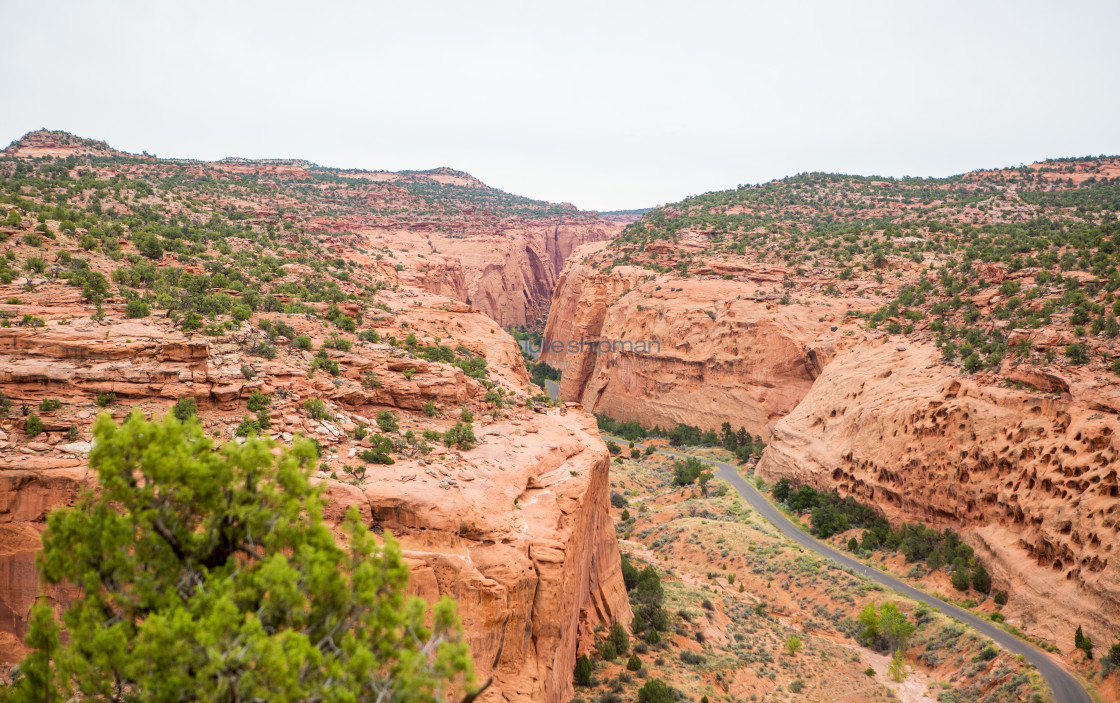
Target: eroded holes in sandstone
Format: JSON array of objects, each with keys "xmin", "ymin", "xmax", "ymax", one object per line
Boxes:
[
  {"xmin": 829, "ymin": 409, "xmax": 837, "ymax": 418},
  {"xmin": 1041, "ymin": 478, "xmax": 1054, "ymax": 493},
  {"xmin": 1029, "ymin": 405, "xmax": 1042, "ymax": 416}
]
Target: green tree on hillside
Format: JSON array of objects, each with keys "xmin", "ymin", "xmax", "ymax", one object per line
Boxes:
[{"xmin": 2, "ymin": 412, "xmax": 475, "ymax": 702}]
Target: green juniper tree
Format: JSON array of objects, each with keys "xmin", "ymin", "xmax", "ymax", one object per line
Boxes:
[{"xmin": 3, "ymin": 411, "xmax": 476, "ymax": 703}]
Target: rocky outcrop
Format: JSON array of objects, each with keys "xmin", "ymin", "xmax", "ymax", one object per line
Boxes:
[
  {"xmin": 541, "ymin": 248, "xmax": 875, "ymax": 436},
  {"xmin": 2, "ymin": 130, "xmax": 129, "ymax": 159},
  {"xmin": 757, "ymin": 340, "xmax": 1120, "ymax": 653},
  {"xmin": 352, "ymin": 407, "xmax": 629, "ymax": 701}
]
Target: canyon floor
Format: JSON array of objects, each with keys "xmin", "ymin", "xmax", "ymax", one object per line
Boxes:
[{"xmin": 575, "ymin": 446, "xmax": 1054, "ymax": 703}]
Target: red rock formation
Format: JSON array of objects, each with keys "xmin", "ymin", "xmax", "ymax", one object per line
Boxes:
[
  {"xmin": 541, "ymin": 244, "xmax": 876, "ymax": 436},
  {"xmin": 758, "ymin": 340, "xmax": 1120, "ymax": 654},
  {"xmin": 360, "ymin": 221, "xmax": 621, "ymax": 329}
]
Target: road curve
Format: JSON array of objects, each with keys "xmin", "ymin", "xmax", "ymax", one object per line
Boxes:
[{"xmin": 601, "ymin": 435, "xmax": 1092, "ymax": 703}]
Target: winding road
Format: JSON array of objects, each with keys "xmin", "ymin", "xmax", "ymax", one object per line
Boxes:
[
  {"xmin": 531, "ymin": 301, "xmax": 1089, "ymax": 701},
  {"xmin": 601, "ymin": 434, "xmax": 1091, "ymax": 703}
]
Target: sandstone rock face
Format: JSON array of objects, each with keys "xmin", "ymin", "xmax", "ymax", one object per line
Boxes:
[
  {"xmin": 357, "ymin": 408, "xmax": 629, "ymax": 701},
  {"xmin": 358, "ymin": 220, "xmax": 621, "ymax": 329},
  {"xmin": 540, "ymin": 246, "xmax": 877, "ymax": 436},
  {"xmin": 757, "ymin": 340, "xmax": 1120, "ymax": 653}
]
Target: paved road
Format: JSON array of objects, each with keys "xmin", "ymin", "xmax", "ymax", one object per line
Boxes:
[{"xmin": 601, "ymin": 435, "xmax": 1092, "ymax": 703}]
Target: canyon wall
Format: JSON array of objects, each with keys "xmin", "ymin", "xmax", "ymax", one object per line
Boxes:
[
  {"xmin": 356, "ymin": 220, "xmax": 620, "ymax": 330},
  {"xmin": 757, "ymin": 339, "xmax": 1120, "ymax": 654},
  {"xmin": 540, "ymin": 245, "xmax": 877, "ymax": 437},
  {"xmin": 440, "ymin": 221, "xmax": 620, "ymax": 328}
]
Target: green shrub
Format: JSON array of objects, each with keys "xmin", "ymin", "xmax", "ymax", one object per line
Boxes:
[
  {"xmin": 126, "ymin": 295, "xmax": 152, "ymax": 317},
  {"xmin": 1075, "ymin": 625, "xmax": 1094, "ymax": 659},
  {"xmin": 376, "ymin": 410, "xmax": 399, "ymax": 433},
  {"xmin": 951, "ymin": 563, "xmax": 971, "ymax": 591},
  {"xmin": 443, "ymin": 422, "xmax": 476, "ymax": 450},
  {"xmin": 573, "ymin": 654, "xmax": 592, "ymax": 686},
  {"xmin": 293, "ymin": 335, "xmax": 313, "ymax": 351},
  {"xmin": 173, "ymin": 397, "xmax": 197, "ymax": 421},
  {"xmin": 607, "ymin": 622, "xmax": 629, "ymax": 656},
  {"xmin": 625, "ymin": 654, "xmax": 641, "ymax": 671},
  {"xmin": 38, "ymin": 398, "xmax": 62, "ymax": 412},
  {"xmin": 235, "ymin": 416, "xmax": 261, "ymax": 437},
  {"xmin": 322, "ymin": 335, "xmax": 352, "ymax": 352},
  {"xmin": 637, "ymin": 679, "xmax": 672, "ymax": 703},
  {"xmin": 785, "ymin": 635, "xmax": 802, "ymax": 656},
  {"xmin": 25, "ymin": 414, "xmax": 43, "ymax": 438},
  {"xmin": 971, "ymin": 563, "xmax": 991, "ymax": 593},
  {"xmin": 247, "ymin": 391, "xmax": 272, "ymax": 413},
  {"xmin": 598, "ymin": 640, "xmax": 617, "ymax": 662},
  {"xmin": 231, "ymin": 304, "xmax": 251, "ymax": 322},
  {"xmin": 304, "ymin": 398, "xmax": 330, "ymax": 421}
]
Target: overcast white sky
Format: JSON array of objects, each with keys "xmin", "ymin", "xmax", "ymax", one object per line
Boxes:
[{"xmin": 3, "ymin": 1, "xmax": 1118, "ymax": 210}]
